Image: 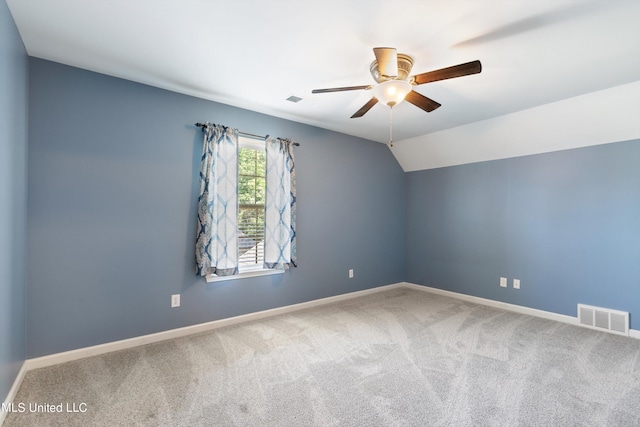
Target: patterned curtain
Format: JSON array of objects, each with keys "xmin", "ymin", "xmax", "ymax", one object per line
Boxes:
[
  {"xmin": 195, "ymin": 123, "xmax": 239, "ymax": 276},
  {"xmin": 264, "ymin": 136, "xmax": 297, "ymax": 270}
]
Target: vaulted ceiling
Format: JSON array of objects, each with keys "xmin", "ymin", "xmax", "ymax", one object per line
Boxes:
[{"xmin": 7, "ymin": 0, "xmax": 640, "ymax": 169}]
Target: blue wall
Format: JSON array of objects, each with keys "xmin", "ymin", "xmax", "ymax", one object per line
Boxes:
[
  {"xmin": 26, "ymin": 58, "xmax": 406, "ymax": 358},
  {"xmin": 17, "ymin": 29, "xmax": 640, "ymax": 361},
  {"xmin": 0, "ymin": 0, "xmax": 28, "ymax": 401},
  {"xmin": 406, "ymin": 140, "xmax": 640, "ymax": 329}
]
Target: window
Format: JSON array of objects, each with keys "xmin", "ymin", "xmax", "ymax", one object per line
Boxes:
[
  {"xmin": 196, "ymin": 124, "xmax": 296, "ymax": 283},
  {"xmin": 237, "ymin": 137, "xmax": 266, "ymax": 271},
  {"xmin": 206, "ymin": 136, "xmax": 283, "ymax": 282}
]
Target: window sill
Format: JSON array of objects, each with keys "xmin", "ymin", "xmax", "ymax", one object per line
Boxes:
[{"xmin": 205, "ymin": 268, "xmax": 284, "ymax": 283}]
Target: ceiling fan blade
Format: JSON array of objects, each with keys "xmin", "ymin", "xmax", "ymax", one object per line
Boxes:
[
  {"xmin": 405, "ymin": 90, "xmax": 441, "ymax": 112},
  {"xmin": 351, "ymin": 98, "xmax": 379, "ymax": 118},
  {"xmin": 312, "ymin": 85, "xmax": 372, "ymax": 94},
  {"xmin": 373, "ymin": 47, "xmax": 398, "ymax": 78},
  {"xmin": 412, "ymin": 60, "xmax": 482, "ymax": 85}
]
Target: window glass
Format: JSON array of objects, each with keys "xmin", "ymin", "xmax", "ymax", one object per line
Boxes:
[{"xmin": 238, "ymin": 140, "xmax": 266, "ymax": 269}]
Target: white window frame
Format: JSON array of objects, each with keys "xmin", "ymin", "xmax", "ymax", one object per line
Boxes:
[{"xmin": 206, "ymin": 136, "xmax": 283, "ymax": 283}]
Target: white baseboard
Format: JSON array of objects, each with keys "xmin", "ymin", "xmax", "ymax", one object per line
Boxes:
[
  {"xmin": 1, "ymin": 362, "xmax": 27, "ymax": 426},
  {"xmin": 5, "ymin": 280, "xmax": 637, "ymax": 417},
  {"xmin": 401, "ymin": 282, "xmax": 640, "ymax": 339},
  {"xmin": 401, "ymin": 282, "xmax": 579, "ymax": 325},
  {"xmin": 20, "ymin": 282, "xmax": 640, "ymax": 372},
  {"xmin": 25, "ymin": 282, "xmax": 405, "ymax": 371}
]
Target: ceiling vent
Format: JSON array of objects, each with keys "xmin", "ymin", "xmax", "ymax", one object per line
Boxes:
[
  {"xmin": 286, "ymin": 95, "xmax": 303, "ymax": 103},
  {"xmin": 578, "ymin": 304, "xmax": 629, "ymax": 336}
]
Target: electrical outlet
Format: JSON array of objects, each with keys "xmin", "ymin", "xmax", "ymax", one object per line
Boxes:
[
  {"xmin": 499, "ymin": 277, "xmax": 507, "ymax": 288},
  {"xmin": 513, "ymin": 279, "xmax": 520, "ymax": 289},
  {"xmin": 349, "ymin": 269, "xmax": 354, "ymax": 279},
  {"xmin": 171, "ymin": 294, "xmax": 180, "ymax": 308}
]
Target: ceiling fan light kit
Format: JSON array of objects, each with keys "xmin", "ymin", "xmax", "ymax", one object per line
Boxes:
[{"xmin": 373, "ymin": 80, "xmax": 412, "ymax": 107}]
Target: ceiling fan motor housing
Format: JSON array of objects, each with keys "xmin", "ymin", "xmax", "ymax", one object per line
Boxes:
[{"xmin": 370, "ymin": 53, "xmax": 414, "ymax": 83}]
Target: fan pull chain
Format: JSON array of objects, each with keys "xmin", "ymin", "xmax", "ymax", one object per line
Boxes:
[{"xmin": 388, "ymin": 106, "xmax": 394, "ymax": 148}]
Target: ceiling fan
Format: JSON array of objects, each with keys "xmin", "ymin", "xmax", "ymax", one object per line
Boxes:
[{"xmin": 312, "ymin": 47, "xmax": 482, "ymax": 119}]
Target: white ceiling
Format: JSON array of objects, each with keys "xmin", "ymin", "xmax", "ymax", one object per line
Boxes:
[{"xmin": 7, "ymin": 0, "xmax": 640, "ymax": 147}]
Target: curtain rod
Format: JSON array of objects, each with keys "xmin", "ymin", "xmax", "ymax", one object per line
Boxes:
[{"xmin": 194, "ymin": 123, "xmax": 300, "ymax": 146}]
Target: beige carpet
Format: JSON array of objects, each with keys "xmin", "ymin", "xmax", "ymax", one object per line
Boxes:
[{"xmin": 5, "ymin": 287, "xmax": 640, "ymax": 426}]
